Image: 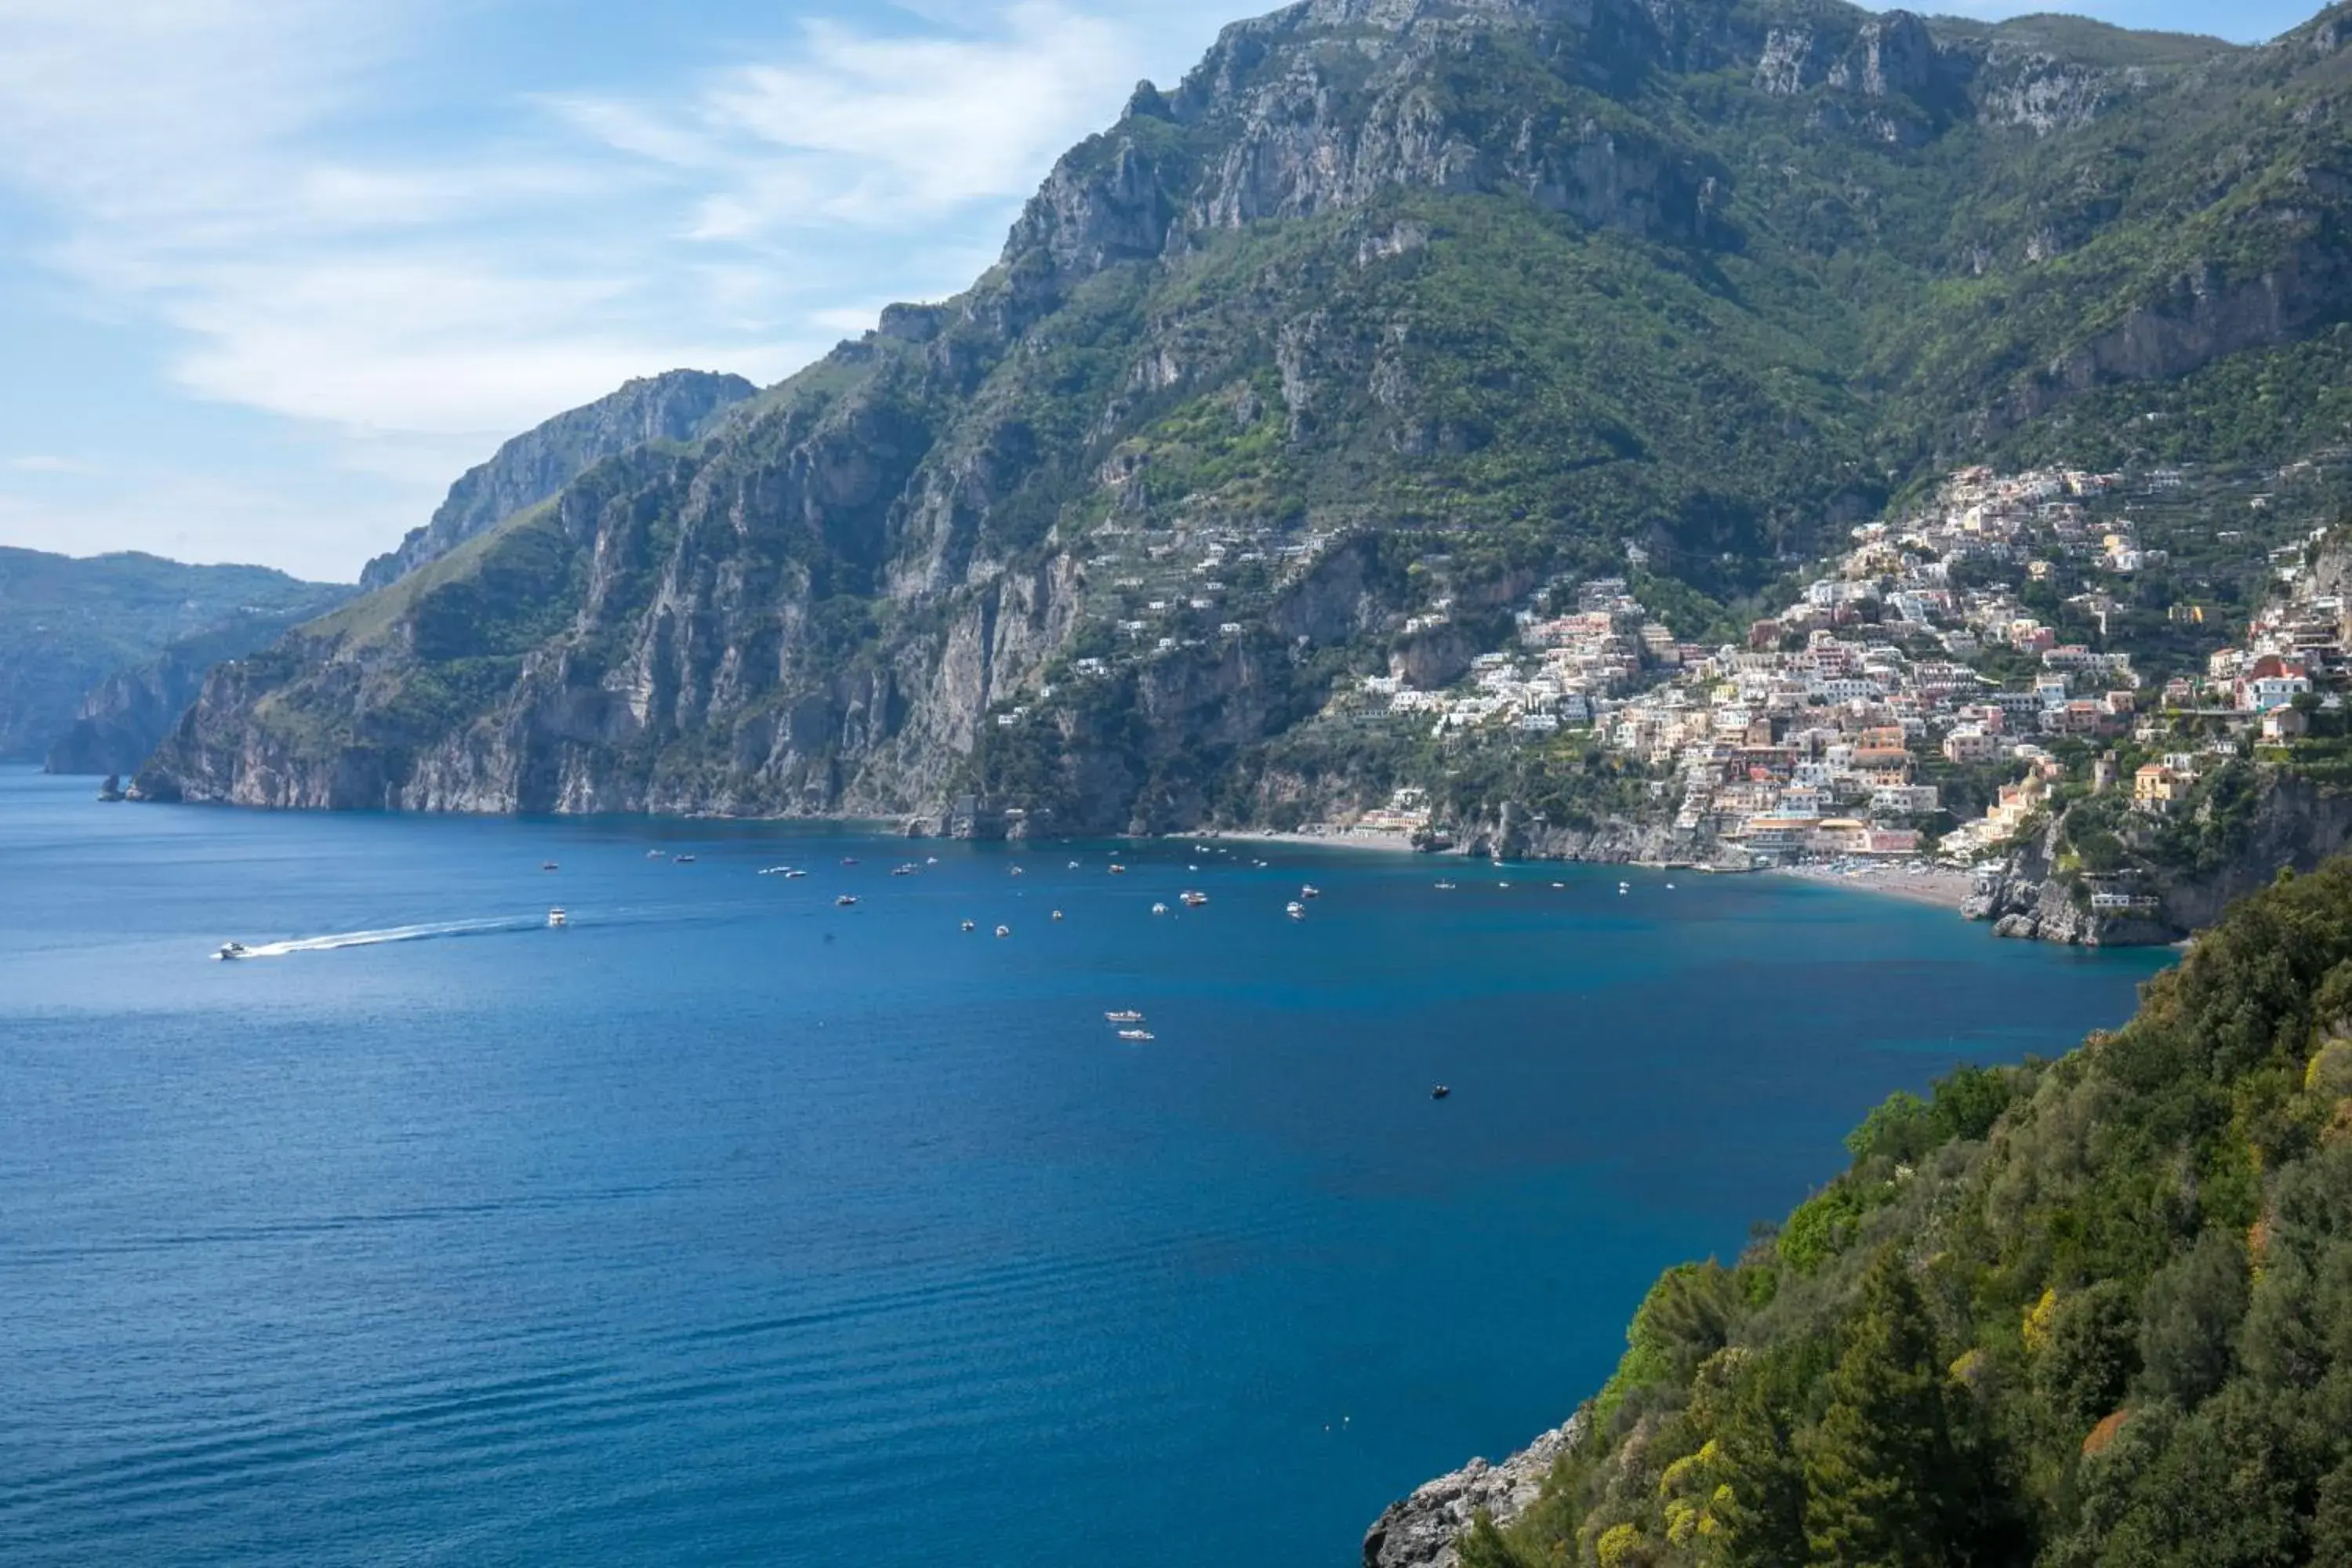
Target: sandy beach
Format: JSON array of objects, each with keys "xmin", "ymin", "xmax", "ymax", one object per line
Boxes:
[
  {"xmin": 1182, "ymin": 826, "xmax": 1423, "ymax": 855},
  {"xmin": 1770, "ymin": 861, "xmax": 1977, "ymax": 911}
]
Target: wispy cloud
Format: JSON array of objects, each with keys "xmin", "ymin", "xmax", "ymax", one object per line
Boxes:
[
  {"xmin": 5, "ymin": 455, "xmax": 90, "ymax": 474},
  {"xmin": 0, "ymin": 0, "xmax": 1247, "ymax": 574}
]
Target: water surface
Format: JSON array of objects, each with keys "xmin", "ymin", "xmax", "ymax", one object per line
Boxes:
[{"xmin": 0, "ymin": 771, "xmax": 2165, "ymax": 1565}]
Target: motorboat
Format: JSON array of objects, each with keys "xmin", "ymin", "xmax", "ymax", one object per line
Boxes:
[
  {"xmin": 840, "ymin": 857, "xmax": 859, "ymax": 866},
  {"xmin": 1051, "ymin": 909, "xmax": 1065, "ymax": 922},
  {"xmin": 542, "ymin": 862, "xmax": 560, "ymax": 872},
  {"xmin": 1117, "ymin": 1029, "xmax": 1155, "ymax": 1043},
  {"xmin": 1287, "ymin": 902, "xmax": 1305, "ymax": 920},
  {"xmin": 1151, "ymin": 902, "xmax": 1169, "ymax": 916},
  {"xmin": 891, "ymin": 863, "xmax": 920, "ymax": 877},
  {"xmin": 995, "ymin": 925, "xmax": 1011, "ymax": 938},
  {"xmin": 673, "ymin": 855, "xmax": 697, "ymax": 865},
  {"xmin": 547, "ymin": 908, "xmax": 568, "ymax": 929},
  {"xmin": 1430, "ymin": 1084, "xmax": 1452, "ymax": 1101},
  {"xmin": 1109, "ymin": 863, "xmax": 1127, "ymax": 875},
  {"xmin": 785, "ymin": 869, "xmax": 808, "ymax": 880},
  {"xmin": 1299, "ymin": 885, "xmax": 1321, "ymax": 899},
  {"xmin": 1068, "ymin": 860, "xmax": 1081, "ymax": 869},
  {"xmin": 1434, "ymin": 880, "xmax": 1457, "ymax": 891},
  {"xmin": 962, "ymin": 920, "xmax": 978, "ymax": 932},
  {"xmin": 214, "ymin": 941, "xmax": 249, "ymax": 962},
  {"xmin": 1179, "ymin": 891, "xmax": 1208, "ymax": 908},
  {"xmin": 1010, "ymin": 866, "xmax": 1025, "ymax": 877},
  {"xmin": 1105, "ymin": 1011, "xmax": 1145, "ymax": 1024},
  {"xmin": 836, "ymin": 895, "xmax": 859, "ymax": 907},
  {"xmin": 645, "ymin": 849, "xmax": 665, "ymax": 859}
]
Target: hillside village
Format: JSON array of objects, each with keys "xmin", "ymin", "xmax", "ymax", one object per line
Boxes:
[{"xmin": 1323, "ymin": 465, "xmax": 2349, "ymax": 872}]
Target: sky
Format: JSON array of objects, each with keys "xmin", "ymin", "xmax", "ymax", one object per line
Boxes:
[{"xmin": 0, "ymin": 0, "xmax": 2322, "ymax": 583}]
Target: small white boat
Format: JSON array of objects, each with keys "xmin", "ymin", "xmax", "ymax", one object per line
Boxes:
[
  {"xmin": 962, "ymin": 920, "xmax": 977, "ymax": 932},
  {"xmin": 1068, "ymin": 860, "xmax": 1081, "ymax": 869},
  {"xmin": 785, "ymin": 869, "xmax": 808, "ymax": 880},
  {"xmin": 1117, "ymin": 1029, "xmax": 1155, "ymax": 1043},
  {"xmin": 1010, "ymin": 866, "xmax": 1025, "ymax": 877},
  {"xmin": 1287, "ymin": 902, "xmax": 1305, "ymax": 920},
  {"xmin": 1180, "ymin": 891, "xmax": 1208, "ymax": 908},
  {"xmin": 1434, "ymin": 880, "xmax": 1457, "ymax": 891},
  {"xmin": 1152, "ymin": 902, "xmax": 1169, "ymax": 916},
  {"xmin": 645, "ymin": 849, "xmax": 665, "ymax": 859},
  {"xmin": 542, "ymin": 862, "xmax": 560, "ymax": 872},
  {"xmin": 995, "ymin": 925, "xmax": 1011, "ymax": 938},
  {"xmin": 836, "ymin": 895, "xmax": 858, "ymax": 907},
  {"xmin": 1300, "ymin": 885, "xmax": 1321, "ymax": 899},
  {"xmin": 1109, "ymin": 863, "xmax": 1128, "ymax": 876},
  {"xmin": 1105, "ymin": 1011, "xmax": 1145, "ymax": 1024},
  {"xmin": 673, "ymin": 855, "xmax": 697, "ymax": 865},
  {"xmin": 1051, "ymin": 909, "xmax": 1065, "ymax": 922},
  {"xmin": 214, "ymin": 941, "xmax": 249, "ymax": 962},
  {"xmin": 546, "ymin": 908, "xmax": 568, "ymax": 929}
]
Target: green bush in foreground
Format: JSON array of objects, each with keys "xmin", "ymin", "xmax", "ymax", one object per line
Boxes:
[{"xmin": 1468, "ymin": 861, "xmax": 2352, "ymax": 1566}]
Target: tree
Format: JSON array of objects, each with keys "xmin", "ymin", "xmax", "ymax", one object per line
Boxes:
[{"xmin": 1803, "ymin": 1249, "xmax": 1956, "ymax": 1567}]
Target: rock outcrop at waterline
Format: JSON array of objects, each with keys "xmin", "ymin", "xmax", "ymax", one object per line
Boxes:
[{"xmin": 1363, "ymin": 1417, "xmax": 1586, "ymax": 1568}]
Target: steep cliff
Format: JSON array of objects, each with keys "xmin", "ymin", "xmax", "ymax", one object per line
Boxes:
[
  {"xmin": 143, "ymin": 0, "xmax": 2352, "ymax": 827},
  {"xmin": 357, "ymin": 370, "xmax": 756, "ymax": 591},
  {"xmin": 43, "ymin": 607, "xmax": 335, "ymax": 775}
]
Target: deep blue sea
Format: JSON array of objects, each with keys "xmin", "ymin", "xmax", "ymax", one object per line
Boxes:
[{"xmin": 0, "ymin": 768, "xmax": 2165, "ymax": 1565}]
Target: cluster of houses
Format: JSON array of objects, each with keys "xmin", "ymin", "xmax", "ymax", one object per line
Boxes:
[{"xmin": 1345, "ymin": 468, "xmax": 2347, "ymax": 865}]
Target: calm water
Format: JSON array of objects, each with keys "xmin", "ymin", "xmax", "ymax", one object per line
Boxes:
[{"xmin": 0, "ymin": 769, "xmax": 2164, "ymax": 1566}]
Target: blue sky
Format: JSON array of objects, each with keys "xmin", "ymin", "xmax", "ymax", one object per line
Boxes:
[{"xmin": 0, "ymin": 0, "xmax": 2319, "ymax": 582}]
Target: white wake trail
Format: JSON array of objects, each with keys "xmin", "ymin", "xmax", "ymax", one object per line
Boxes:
[{"xmin": 228, "ymin": 916, "xmax": 546, "ymax": 959}]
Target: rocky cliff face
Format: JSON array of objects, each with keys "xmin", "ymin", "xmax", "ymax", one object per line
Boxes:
[
  {"xmin": 1965, "ymin": 771, "xmax": 2352, "ymax": 946},
  {"xmin": 1362, "ymin": 1416, "xmax": 1587, "ymax": 1568},
  {"xmin": 42, "ymin": 607, "xmax": 331, "ymax": 775},
  {"xmin": 357, "ymin": 370, "xmax": 757, "ymax": 592},
  {"xmin": 140, "ymin": 0, "xmax": 2348, "ymax": 829}
]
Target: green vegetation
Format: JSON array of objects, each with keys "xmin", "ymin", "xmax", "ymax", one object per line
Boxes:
[
  {"xmin": 1461, "ymin": 859, "xmax": 2352, "ymax": 1566},
  {"xmin": 0, "ymin": 546, "xmax": 349, "ymax": 761}
]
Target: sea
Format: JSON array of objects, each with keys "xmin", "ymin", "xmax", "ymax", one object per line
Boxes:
[{"xmin": 0, "ymin": 768, "xmax": 2166, "ymax": 1566}]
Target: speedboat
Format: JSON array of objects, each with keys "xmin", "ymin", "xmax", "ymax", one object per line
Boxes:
[
  {"xmin": 1434, "ymin": 880, "xmax": 1457, "ymax": 891},
  {"xmin": 546, "ymin": 908, "xmax": 568, "ymax": 929},
  {"xmin": 673, "ymin": 855, "xmax": 697, "ymax": 865},
  {"xmin": 840, "ymin": 857, "xmax": 859, "ymax": 866},
  {"xmin": 1287, "ymin": 902, "xmax": 1305, "ymax": 920},
  {"xmin": 1430, "ymin": 1084, "xmax": 1451, "ymax": 1101},
  {"xmin": 1179, "ymin": 891, "xmax": 1208, "ymax": 908},
  {"xmin": 1009, "ymin": 866, "xmax": 1025, "ymax": 877},
  {"xmin": 1151, "ymin": 902, "xmax": 1169, "ymax": 916},
  {"xmin": 1108, "ymin": 864, "xmax": 1127, "ymax": 875},
  {"xmin": 1105, "ymin": 1011, "xmax": 1145, "ymax": 1024},
  {"xmin": 542, "ymin": 862, "xmax": 560, "ymax": 872},
  {"xmin": 995, "ymin": 925, "xmax": 1011, "ymax": 938},
  {"xmin": 1067, "ymin": 860, "xmax": 1081, "ymax": 869},
  {"xmin": 214, "ymin": 941, "xmax": 249, "ymax": 962},
  {"xmin": 784, "ymin": 869, "xmax": 808, "ymax": 880},
  {"xmin": 1300, "ymin": 885, "xmax": 1320, "ymax": 899},
  {"xmin": 1117, "ymin": 1029, "xmax": 1155, "ymax": 1043},
  {"xmin": 1051, "ymin": 909, "xmax": 1065, "ymax": 922},
  {"xmin": 962, "ymin": 920, "xmax": 978, "ymax": 932},
  {"xmin": 836, "ymin": 895, "xmax": 858, "ymax": 907}
]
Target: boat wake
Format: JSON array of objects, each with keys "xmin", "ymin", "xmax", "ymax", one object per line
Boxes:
[{"xmin": 220, "ymin": 916, "xmax": 548, "ymax": 960}]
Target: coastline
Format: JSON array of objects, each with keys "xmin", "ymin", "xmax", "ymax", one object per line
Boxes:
[
  {"xmin": 1186, "ymin": 827, "xmax": 1422, "ymax": 855},
  {"xmin": 1768, "ymin": 860, "xmax": 1975, "ymax": 911}
]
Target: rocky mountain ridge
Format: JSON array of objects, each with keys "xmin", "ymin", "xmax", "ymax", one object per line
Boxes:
[{"xmin": 140, "ymin": 0, "xmax": 2352, "ymax": 833}]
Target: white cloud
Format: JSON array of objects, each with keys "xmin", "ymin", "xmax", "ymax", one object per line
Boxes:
[{"xmin": 0, "ymin": 0, "xmax": 1254, "ymax": 574}]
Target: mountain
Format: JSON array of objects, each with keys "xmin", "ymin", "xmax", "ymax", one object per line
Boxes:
[
  {"xmin": 42, "ymin": 608, "xmax": 332, "ymax": 776},
  {"xmin": 140, "ymin": 0, "xmax": 2352, "ymax": 826},
  {"xmin": 0, "ymin": 549, "xmax": 349, "ymax": 764},
  {"xmin": 356, "ymin": 370, "xmax": 757, "ymax": 592},
  {"xmin": 1376, "ymin": 857, "xmax": 2352, "ymax": 1566}
]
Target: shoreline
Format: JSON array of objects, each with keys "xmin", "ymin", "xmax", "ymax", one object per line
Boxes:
[
  {"xmin": 1768, "ymin": 860, "xmax": 1976, "ymax": 911},
  {"xmin": 1185, "ymin": 827, "xmax": 1423, "ymax": 855}
]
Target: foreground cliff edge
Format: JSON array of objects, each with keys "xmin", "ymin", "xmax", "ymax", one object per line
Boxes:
[{"xmin": 1369, "ymin": 858, "xmax": 2352, "ymax": 1566}]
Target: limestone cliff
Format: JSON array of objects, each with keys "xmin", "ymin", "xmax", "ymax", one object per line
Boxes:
[
  {"xmin": 140, "ymin": 0, "xmax": 2350, "ymax": 830},
  {"xmin": 357, "ymin": 370, "xmax": 757, "ymax": 592}
]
